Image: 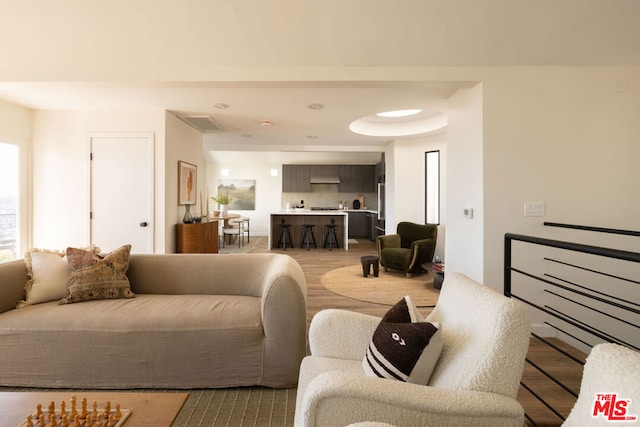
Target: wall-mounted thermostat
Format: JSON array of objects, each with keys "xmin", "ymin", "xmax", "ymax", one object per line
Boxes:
[{"xmin": 463, "ymin": 208, "xmax": 474, "ymax": 219}]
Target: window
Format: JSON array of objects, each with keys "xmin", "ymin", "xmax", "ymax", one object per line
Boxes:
[
  {"xmin": 425, "ymin": 150, "xmax": 440, "ymax": 224},
  {"xmin": 0, "ymin": 142, "xmax": 18, "ymax": 262}
]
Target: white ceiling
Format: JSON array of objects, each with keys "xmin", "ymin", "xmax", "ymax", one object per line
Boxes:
[{"xmin": 1, "ymin": 0, "xmax": 638, "ymax": 163}]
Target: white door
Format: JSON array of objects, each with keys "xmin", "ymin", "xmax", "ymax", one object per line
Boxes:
[{"xmin": 90, "ymin": 134, "xmax": 154, "ymax": 253}]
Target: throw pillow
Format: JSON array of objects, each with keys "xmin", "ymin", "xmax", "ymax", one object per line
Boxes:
[
  {"xmin": 362, "ymin": 295, "xmax": 443, "ymax": 384},
  {"xmin": 17, "ymin": 246, "xmax": 100, "ymax": 308},
  {"xmin": 59, "ymin": 244, "xmax": 135, "ymax": 304}
]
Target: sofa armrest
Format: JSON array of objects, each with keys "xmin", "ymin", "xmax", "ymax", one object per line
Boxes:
[
  {"xmin": 298, "ymin": 371, "xmax": 524, "ymax": 427},
  {"xmin": 260, "ymin": 254, "xmax": 308, "ymax": 387},
  {"xmin": 309, "ymin": 309, "xmax": 381, "ymax": 360},
  {"xmin": 0, "ymin": 259, "xmax": 28, "ymax": 314}
]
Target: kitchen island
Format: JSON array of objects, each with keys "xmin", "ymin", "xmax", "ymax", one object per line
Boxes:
[{"xmin": 269, "ymin": 210, "xmax": 349, "ymax": 250}]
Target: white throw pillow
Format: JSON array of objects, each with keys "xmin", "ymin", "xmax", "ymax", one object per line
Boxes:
[{"xmin": 17, "ymin": 246, "xmax": 100, "ymax": 307}]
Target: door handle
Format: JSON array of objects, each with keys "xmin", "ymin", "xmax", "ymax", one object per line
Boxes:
[{"xmin": 139, "ymin": 222, "xmax": 148, "ymax": 227}]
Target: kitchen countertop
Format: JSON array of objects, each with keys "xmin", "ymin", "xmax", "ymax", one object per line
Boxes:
[
  {"xmin": 271, "ymin": 209, "xmax": 377, "ymax": 215},
  {"xmin": 271, "ymin": 209, "xmax": 347, "ymax": 215}
]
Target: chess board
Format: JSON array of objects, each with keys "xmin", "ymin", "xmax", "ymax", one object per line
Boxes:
[
  {"xmin": 1, "ymin": 391, "xmax": 187, "ymax": 426},
  {"xmin": 16, "ymin": 396, "xmax": 131, "ymax": 427}
]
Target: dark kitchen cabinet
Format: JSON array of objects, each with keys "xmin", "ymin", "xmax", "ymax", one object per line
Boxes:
[
  {"xmin": 339, "ymin": 165, "xmax": 375, "ymax": 193},
  {"xmin": 348, "ymin": 211, "xmax": 369, "ymax": 238},
  {"xmin": 282, "ymin": 165, "xmax": 311, "ymax": 192},
  {"xmin": 282, "ymin": 164, "xmax": 376, "ymax": 193}
]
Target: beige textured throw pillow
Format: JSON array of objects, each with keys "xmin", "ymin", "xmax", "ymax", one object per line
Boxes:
[
  {"xmin": 59, "ymin": 244, "xmax": 135, "ymax": 305},
  {"xmin": 19, "ymin": 250, "xmax": 68, "ymax": 307},
  {"xmin": 17, "ymin": 246, "xmax": 100, "ymax": 308}
]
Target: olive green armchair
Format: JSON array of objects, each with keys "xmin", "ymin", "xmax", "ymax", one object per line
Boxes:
[{"xmin": 377, "ymin": 222, "xmax": 437, "ymax": 277}]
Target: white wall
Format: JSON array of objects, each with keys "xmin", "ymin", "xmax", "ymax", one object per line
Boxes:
[
  {"xmin": 387, "ymin": 133, "xmax": 447, "ymax": 261},
  {"xmin": 445, "ymin": 84, "xmax": 484, "ymax": 283},
  {"xmin": 205, "ymin": 161, "xmax": 282, "ymax": 236},
  {"xmin": 481, "ymin": 68, "xmax": 640, "ymax": 290},
  {"xmin": 31, "ymin": 110, "xmax": 166, "ymax": 250}
]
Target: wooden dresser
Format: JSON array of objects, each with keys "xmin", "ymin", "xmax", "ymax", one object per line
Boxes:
[{"xmin": 176, "ymin": 221, "xmax": 219, "ymax": 253}]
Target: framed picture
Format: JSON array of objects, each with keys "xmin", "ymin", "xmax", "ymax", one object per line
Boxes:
[
  {"xmin": 217, "ymin": 179, "xmax": 256, "ymax": 210},
  {"xmin": 178, "ymin": 161, "xmax": 197, "ymax": 205}
]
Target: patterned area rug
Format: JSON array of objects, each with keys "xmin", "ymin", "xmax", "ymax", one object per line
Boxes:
[
  {"xmin": 321, "ymin": 264, "xmax": 439, "ymax": 307},
  {"xmin": 173, "ymin": 387, "xmax": 295, "ymax": 426}
]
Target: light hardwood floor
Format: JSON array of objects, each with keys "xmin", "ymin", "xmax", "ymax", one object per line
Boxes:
[{"xmin": 224, "ymin": 235, "xmax": 582, "ymax": 427}]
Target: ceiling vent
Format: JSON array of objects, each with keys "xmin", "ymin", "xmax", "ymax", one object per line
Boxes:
[{"xmin": 176, "ymin": 115, "xmax": 223, "ymax": 133}]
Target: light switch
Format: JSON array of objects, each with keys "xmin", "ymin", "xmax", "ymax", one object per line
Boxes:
[
  {"xmin": 463, "ymin": 208, "xmax": 474, "ymax": 219},
  {"xmin": 524, "ymin": 201, "xmax": 545, "ymax": 217}
]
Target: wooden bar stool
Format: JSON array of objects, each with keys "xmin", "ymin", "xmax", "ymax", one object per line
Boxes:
[
  {"xmin": 300, "ymin": 224, "xmax": 317, "ymax": 250},
  {"xmin": 276, "ymin": 219, "xmax": 294, "ymax": 250},
  {"xmin": 323, "ymin": 219, "xmax": 340, "ymax": 251}
]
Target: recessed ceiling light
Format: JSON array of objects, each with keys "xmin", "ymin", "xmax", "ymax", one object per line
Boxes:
[
  {"xmin": 376, "ymin": 109, "xmax": 422, "ymax": 118},
  {"xmin": 260, "ymin": 120, "xmax": 273, "ymax": 126},
  {"xmin": 307, "ymin": 103, "xmax": 324, "ymax": 110},
  {"xmin": 349, "ymin": 111, "xmax": 447, "ymax": 137},
  {"xmin": 214, "ymin": 103, "xmax": 230, "ymax": 109}
]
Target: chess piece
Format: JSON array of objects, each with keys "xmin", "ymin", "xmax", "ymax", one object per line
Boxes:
[
  {"xmin": 60, "ymin": 400, "xmax": 66, "ymax": 416},
  {"xmin": 108, "ymin": 414, "xmax": 116, "ymax": 427},
  {"xmin": 104, "ymin": 400, "xmax": 111, "ymax": 418},
  {"xmin": 70, "ymin": 395, "xmax": 78, "ymax": 417},
  {"xmin": 73, "ymin": 414, "xmax": 81, "ymax": 427},
  {"xmin": 38, "ymin": 414, "xmax": 45, "ymax": 425},
  {"xmin": 114, "ymin": 403, "xmax": 122, "ymax": 420},
  {"xmin": 81, "ymin": 397, "xmax": 88, "ymax": 419},
  {"xmin": 25, "ymin": 415, "xmax": 33, "ymax": 427},
  {"xmin": 92, "ymin": 400, "xmax": 99, "ymax": 418},
  {"xmin": 35, "ymin": 404, "xmax": 43, "ymax": 418},
  {"xmin": 48, "ymin": 401, "xmax": 55, "ymax": 416}
]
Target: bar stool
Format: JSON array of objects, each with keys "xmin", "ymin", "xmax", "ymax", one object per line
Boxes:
[
  {"xmin": 277, "ymin": 219, "xmax": 294, "ymax": 250},
  {"xmin": 300, "ymin": 224, "xmax": 317, "ymax": 250},
  {"xmin": 323, "ymin": 219, "xmax": 340, "ymax": 251}
]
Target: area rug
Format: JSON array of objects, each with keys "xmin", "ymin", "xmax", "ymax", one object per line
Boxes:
[
  {"xmin": 321, "ymin": 264, "xmax": 439, "ymax": 307},
  {"xmin": 173, "ymin": 387, "xmax": 295, "ymax": 426}
]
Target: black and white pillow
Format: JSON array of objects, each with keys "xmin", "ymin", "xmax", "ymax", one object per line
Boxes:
[{"xmin": 362, "ymin": 295, "xmax": 443, "ymax": 384}]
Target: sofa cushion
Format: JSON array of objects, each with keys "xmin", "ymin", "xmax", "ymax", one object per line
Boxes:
[
  {"xmin": 362, "ymin": 296, "xmax": 442, "ymax": 385},
  {"xmin": 60, "ymin": 244, "xmax": 135, "ymax": 304},
  {"xmin": 18, "ymin": 246, "xmax": 100, "ymax": 307}
]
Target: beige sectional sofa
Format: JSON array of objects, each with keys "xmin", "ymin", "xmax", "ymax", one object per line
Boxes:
[{"xmin": 0, "ymin": 253, "xmax": 307, "ymax": 389}]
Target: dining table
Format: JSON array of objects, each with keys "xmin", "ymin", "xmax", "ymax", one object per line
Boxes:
[{"xmin": 209, "ymin": 213, "xmax": 241, "ymax": 228}]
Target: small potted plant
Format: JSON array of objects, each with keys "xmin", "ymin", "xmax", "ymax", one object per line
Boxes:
[{"xmin": 211, "ymin": 192, "xmax": 231, "ymax": 216}]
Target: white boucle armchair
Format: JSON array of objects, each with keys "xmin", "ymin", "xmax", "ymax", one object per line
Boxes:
[
  {"xmin": 563, "ymin": 343, "xmax": 640, "ymax": 426},
  {"xmin": 294, "ymin": 272, "xmax": 531, "ymax": 427}
]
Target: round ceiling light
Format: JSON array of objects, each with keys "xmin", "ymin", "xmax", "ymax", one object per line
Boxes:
[
  {"xmin": 349, "ymin": 110, "xmax": 447, "ymax": 137},
  {"xmin": 376, "ymin": 109, "xmax": 422, "ymax": 118},
  {"xmin": 260, "ymin": 120, "xmax": 273, "ymax": 126},
  {"xmin": 214, "ymin": 103, "xmax": 230, "ymax": 109},
  {"xmin": 307, "ymin": 103, "xmax": 324, "ymax": 110}
]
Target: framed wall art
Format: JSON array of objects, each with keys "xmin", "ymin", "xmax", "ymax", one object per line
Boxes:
[
  {"xmin": 217, "ymin": 179, "xmax": 256, "ymax": 210},
  {"xmin": 178, "ymin": 161, "xmax": 197, "ymax": 205}
]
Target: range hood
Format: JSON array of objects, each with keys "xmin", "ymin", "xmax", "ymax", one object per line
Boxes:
[{"xmin": 310, "ymin": 176, "xmax": 341, "ymax": 184}]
